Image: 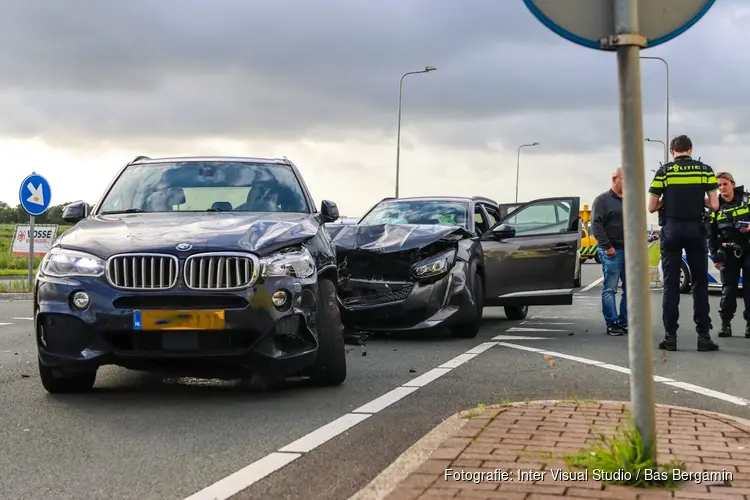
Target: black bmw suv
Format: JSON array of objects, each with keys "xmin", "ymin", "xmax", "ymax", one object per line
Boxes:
[{"xmin": 34, "ymin": 155, "xmax": 346, "ymax": 393}]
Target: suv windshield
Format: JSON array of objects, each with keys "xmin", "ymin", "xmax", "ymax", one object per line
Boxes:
[
  {"xmin": 97, "ymin": 161, "xmax": 310, "ymax": 214},
  {"xmin": 359, "ymin": 200, "xmax": 469, "ymax": 228}
]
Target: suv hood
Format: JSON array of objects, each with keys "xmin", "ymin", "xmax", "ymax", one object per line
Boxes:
[
  {"xmin": 330, "ymin": 223, "xmax": 470, "ymax": 253},
  {"xmin": 57, "ymin": 212, "xmax": 319, "ymax": 258}
]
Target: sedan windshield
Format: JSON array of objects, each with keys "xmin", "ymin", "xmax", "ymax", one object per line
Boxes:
[
  {"xmin": 97, "ymin": 161, "xmax": 310, "ymax": 214},
  {"xmin": 359, "ymin": 200, "xmax": 469, "ymax": 228}
]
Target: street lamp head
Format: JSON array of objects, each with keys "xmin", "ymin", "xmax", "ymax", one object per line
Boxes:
[
  {"xmin": 532, "ymin": 142, "xmax": 539, "ymax": 146},
  {"xmin": 424, "ymin": 66, "xmax": 437, "ymax": 72}
]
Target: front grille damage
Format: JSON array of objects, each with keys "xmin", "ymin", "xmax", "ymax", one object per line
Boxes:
[{"xmin": 336, "ymin": 240, "xmax": 456, "ymax": 306}]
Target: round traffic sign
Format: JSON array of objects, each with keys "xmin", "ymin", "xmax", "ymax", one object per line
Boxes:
[
  {"xmin": 19, "ymin": 173, "xmax": 52, "ymax": 216},
  {"xmin": 523, "ymin": 0, "xmax": 715, "ymax": 51}
]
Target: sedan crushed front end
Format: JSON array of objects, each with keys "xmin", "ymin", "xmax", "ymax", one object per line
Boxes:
[{"xmin": 330, "ymin": 223, "xmax": 484, "ymax": 338}]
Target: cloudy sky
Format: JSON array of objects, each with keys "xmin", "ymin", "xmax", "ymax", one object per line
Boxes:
[{"xmin": 1, "ymin": 0, "xmax": 746, "ymax": 223}]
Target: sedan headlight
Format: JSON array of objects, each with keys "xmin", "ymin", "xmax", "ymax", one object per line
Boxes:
[
  {"xmin": 261, "ymin": 247, "xmax": 316, "ymax": 279},
  {"xmin": 40, "ymin": 248, "xmax": 106, "ymax": 278},
  {"xmin": 412, "ymin": 250, "xmax": 456, "ymax": 279}
]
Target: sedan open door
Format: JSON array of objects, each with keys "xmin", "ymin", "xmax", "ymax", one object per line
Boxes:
[{"xmin": 480, "ymin": 196, "xmax": 581, "ymax": 307}]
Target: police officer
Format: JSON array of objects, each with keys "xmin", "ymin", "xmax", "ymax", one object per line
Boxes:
[
  {"xmin": 648, "ymin": 135, "xmax": 720, "ymax": 351},
  {"xmin": 708, "ymin": 172, "xmax": 750, "ymax": 338}
]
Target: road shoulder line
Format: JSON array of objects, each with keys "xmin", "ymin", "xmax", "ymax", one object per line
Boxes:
[
  {"xmin": 182, "ymin": 341, "xmax": 501, "ymax": 500},
  {"xmin": 498, "ymin": 342, "xmax": 750, "ymax": 406}
]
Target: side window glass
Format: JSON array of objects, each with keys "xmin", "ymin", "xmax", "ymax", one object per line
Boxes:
[
  {"xmin": 474, "ymin": 206, "xmax": 488, "ymax": 234},
  {"xmin": 482, "ymin": 205, "xmax": 498, "ymax": 227},
  {"xmin": 505, "ymin": 200, "xmax": 572, "ymax": 236}
]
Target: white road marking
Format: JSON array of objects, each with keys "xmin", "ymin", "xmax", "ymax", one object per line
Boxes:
[
  {"xmin": 403, "ymin": 368, "xmax": 451, "ymax": 388},
  {"xmin": 182, "ymin": 452, "xmax": 301, "ymax": 500},
  {"xmin": 530, "ymin": 316, "xmax": 588, "ymax": 320},
  {"xmin": 663, "ymin": 381, "xmax": 749, "ymax": 406},
  {"xmin": 520, "ymin": 322, "xmax": 574, "ymax": 325},
  {"xmin": 579, "ymin": 277, "xmax": 604, "ymax": 293},
  {"xmin": 490, "ymin": 335, "xmax": 551, "ymax": 340},
  {"xmin": 278, "ymin": 413, "xmax": 371, "ymax": 453},
  {"xmin": 12, "ymin": 317, "xmax": 32, "ymax": 320},
  {"xmin": 0, "ymin": 323, "xmax": 12, "ymax": 327},
  {"xmin": 438, "ymin": 353, "xmax": 478, "ymax": 369},
  {"xmin": 505, "ymin": 327, "xmax": 569, "ymax": 333},
  {"xmin": 352, "ymin": 387, "xmax": 418, "ymax": 414},
  {"xmin": 182, "ymin": 339, "xmax": 502, "ymax": 500},
  {"xmin": 498, "ymin": 342, "xmax": 749, "ymax": 407},
  {"xmin": 465, "ymin": 342, "xmax": 498, "ymax": 354}
]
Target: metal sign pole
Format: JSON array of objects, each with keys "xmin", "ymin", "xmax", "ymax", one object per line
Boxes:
[
  {"xmin": 28, "ymin": 215, "xmax": 35, "ymax": 284},
  {"xmin": 613, "ymin": 0, "xmax": 657, "ymax": 459}
]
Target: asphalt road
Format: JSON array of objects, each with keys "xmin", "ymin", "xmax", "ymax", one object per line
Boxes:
[{"xmin": 1, "ymin": 261, "xmax": 748, "ymax": 500}]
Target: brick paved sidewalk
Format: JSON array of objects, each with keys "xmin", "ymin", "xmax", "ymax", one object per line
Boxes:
[{"xmin": 385, "ymin": 401, "xmax": 750, "ymax": 500}]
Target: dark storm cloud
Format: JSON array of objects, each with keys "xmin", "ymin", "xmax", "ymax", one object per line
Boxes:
[{"xmin": 0, "ymin": 0, "xmax": 745, "ymax": 151}]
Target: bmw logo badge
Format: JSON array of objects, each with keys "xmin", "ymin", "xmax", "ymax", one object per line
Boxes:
[{"xmin": 176, "ymin": 243, "xmax": 193, "ymax": 251}]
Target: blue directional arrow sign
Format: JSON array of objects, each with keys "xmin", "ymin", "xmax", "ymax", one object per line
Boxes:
[{"xmin": 19, "ymin": 173, "xmax": 52, "ymax": 216}]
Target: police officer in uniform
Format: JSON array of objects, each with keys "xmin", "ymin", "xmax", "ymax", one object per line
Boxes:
[
  {"xmin": 708, "ymin": 172, "xmax": 750, "ymax": 338},
  {"xmin": 648, "ymin": 135, "xmax": 720, "ymax": 351}
]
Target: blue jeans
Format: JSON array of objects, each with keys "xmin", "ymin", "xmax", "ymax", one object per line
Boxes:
[{"xmin": 600, "ymin": 248, "xmax": 627, "ymax": 327}]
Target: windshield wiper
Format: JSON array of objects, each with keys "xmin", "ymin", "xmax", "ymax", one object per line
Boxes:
[
  {"xmin": 101, "ymin": 208, "xmax": 145, "ymax": 215},
  {"xmin": 204, "ymin": 208, "xmax": 228, "ymax": 212}
]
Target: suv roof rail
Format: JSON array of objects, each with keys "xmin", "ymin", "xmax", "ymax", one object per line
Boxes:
[
  {"xmin": 471, "ymin": 196, "xmax": 499, "ymax": 205},
  {"xmin": 129, "ymin": 156, "xmax": 150, "ymax": 164}
]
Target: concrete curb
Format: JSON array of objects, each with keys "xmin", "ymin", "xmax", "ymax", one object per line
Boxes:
[
  {"xmin": 348, "ymin": 399, "xmax": 750, "ymax": 500},
  {"xmin": 0, "ymin": 293, "xmax": 33, "ymax": 301},
  {"xmin": 347, "ymin": 413, "xmax": 467, "ymax": 500}
]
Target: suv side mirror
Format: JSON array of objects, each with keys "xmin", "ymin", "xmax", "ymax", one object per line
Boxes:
[
  {"xmin": 492, "ymin": 223, "xmax": 515, "ymax": 239},
  {"xmin": 320, "ymin": 200, "xmax": 339, "ymax": 223},
  {"xmin": 62, "ymin": 201, "xmax": 88, "ymax": 224}
]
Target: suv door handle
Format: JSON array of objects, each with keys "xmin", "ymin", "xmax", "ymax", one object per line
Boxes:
[{"xmin": 551, "ymin": 243, "xmax": 569, "ymax": 251}]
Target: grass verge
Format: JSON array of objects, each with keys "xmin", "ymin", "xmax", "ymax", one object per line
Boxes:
[
  {"xmin": 0, "ymin": 280, "xmax": 34, "ymax": 293},
  {"xmin": 0, "ymin": 224, "xmax": 71, "ymax": 275},
  {"xmin": 648, "ymin": 242, "xmax": 661, "ymax": 267},
  {"xmin": 564, "ymin": 416, "xmax": 684, "ymax": 489}
]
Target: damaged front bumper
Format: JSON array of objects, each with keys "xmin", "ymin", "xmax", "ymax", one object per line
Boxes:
[{"xmin": 337, "ymin": 261, "xmax": 473, "ymax": 332}]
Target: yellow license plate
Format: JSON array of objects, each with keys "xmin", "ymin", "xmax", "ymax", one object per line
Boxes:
[{"xmin": 134, "ymin": 310, "xmax": 226, "ymax": 331}]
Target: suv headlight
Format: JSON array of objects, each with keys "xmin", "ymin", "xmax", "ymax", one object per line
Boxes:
[
  {"xmin": 261, "ymin": 247, "xmax": 316, "ymax": 279},
  {"xmin": 412, "ymin": 250, "xmax": 456, "ymax": 279},
  {"xmin": 40, "ymin": 248, "xmax": 106, "ymax": 278}
]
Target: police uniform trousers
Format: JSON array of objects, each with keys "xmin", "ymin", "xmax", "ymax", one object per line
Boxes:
[
  {"xmin": 660, "ymin": 218, "xmax": 711, "ymax": 335},
  {"xmin": 718, "ymin": 243, "xmax": 750, "ymax": 323}
]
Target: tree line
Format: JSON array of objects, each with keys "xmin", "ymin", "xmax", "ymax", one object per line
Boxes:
[{"xmin": 0, "ymin": 201, "xmax": 93, "ymax": 225}]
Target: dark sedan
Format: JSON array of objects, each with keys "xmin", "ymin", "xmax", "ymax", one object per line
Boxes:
[
  {"xmin": 34, "ymin": 155, "xmax": 347, "ymax": 393},
  {"xmin": 328, "ymin": 195, "xmax": 582, "ymax": 338}
]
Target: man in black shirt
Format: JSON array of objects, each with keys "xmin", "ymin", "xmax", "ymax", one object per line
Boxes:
[
  {"xmin": 591, "ymin": 167, "xmax": 627, "ymax": 336},
  {"xmin": 648, "ymin": 135, "xmax": 720, "ymax": 352}
]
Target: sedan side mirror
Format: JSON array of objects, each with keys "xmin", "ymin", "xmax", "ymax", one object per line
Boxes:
[
  {"xmin": 62, "ymin": 201, "xmax": 88, "ymax": 224},
  {"xmin": 492, "ymin": 223, "xmax": 515, "ymax": 239},
  {"xmin": 320, "ymin": 200, "xmax": 339, "ymax": 223}
]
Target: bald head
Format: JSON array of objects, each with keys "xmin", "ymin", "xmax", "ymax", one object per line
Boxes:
[{"xmin": 611, "ymin": 167, "xmax": 623, "ymax": 196}]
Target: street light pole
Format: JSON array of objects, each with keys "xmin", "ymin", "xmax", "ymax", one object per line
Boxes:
[
  {"xmin": 645, "ymin": 137, "xmax": 666, "ymax": 166},
  {"xmin": 395, "ymin": 65, "xmax": 437, "ymax": 198},
  {"xmin": 515, "ymin": 142, "xmax": 539, "ymax": 203},
  {"xmin": 640, "ymin": 56, "xmax": 669, "ymax": 164}
]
